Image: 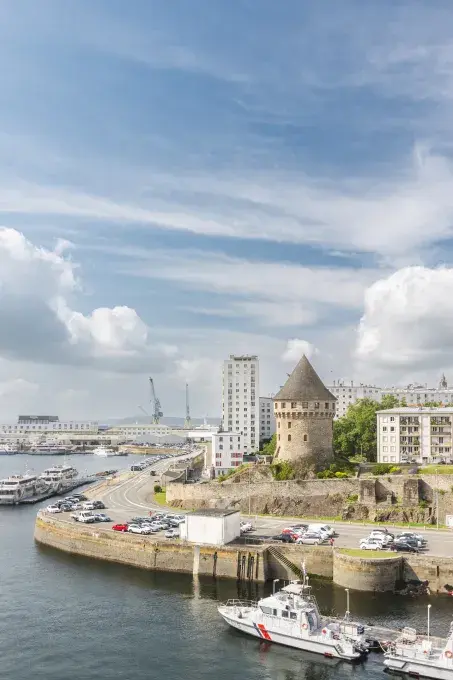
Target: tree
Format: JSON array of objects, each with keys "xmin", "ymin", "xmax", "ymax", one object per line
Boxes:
[
  {"xmin": 380, "ymin": 395, "xmax": 400, "ymax": 410},
  {"xmin": 261, "ymin": 433, "xmax": 276, "ymax": 456},
  {"xmin": 424, "ymin": 401, "xmax": 442, "ymax": 407}
]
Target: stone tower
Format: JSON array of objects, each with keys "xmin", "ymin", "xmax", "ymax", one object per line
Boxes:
[{"xmin": 273, "ymin": 355, "xmax": 336, "ymax": 465}]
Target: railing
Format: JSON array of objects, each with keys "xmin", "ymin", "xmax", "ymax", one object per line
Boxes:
[{"xmin": 224, "ymin": 599, "xmax": 258, "ymax": 608}]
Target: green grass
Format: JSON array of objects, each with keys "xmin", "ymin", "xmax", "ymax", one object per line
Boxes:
[
  {"xmin": 420, "ymin": 466, "xmax": 453, "ymax": 475},
  {"xmin": 154, "ymin": 491, "xmax": 167, "ymax": 506},
  {"xmin": 339, "ymin": 549, "xmax": 396, "ymax": 559}
]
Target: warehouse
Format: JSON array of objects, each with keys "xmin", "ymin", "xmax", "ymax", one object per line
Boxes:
[{"xmin": 180, "ymin": 508, "xmax": 240, "ymax": 546}]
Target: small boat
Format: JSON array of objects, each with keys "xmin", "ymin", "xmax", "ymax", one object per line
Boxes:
[
  {"xmin": 92, "ymin": 446, "xmax": 120, "ymax": 457},
  {"xmin": 384, "ymin": 611, "xmax": 453, "ymax": 679},
  {"xmin": 218, "ymin": 572, "xmax": 367, "ymax": 662},
  {"xmin": 0, "ymin": 444, "xmax": 17, "ymax": 455}
]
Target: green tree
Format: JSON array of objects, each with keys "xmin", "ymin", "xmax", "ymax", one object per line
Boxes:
[
  {"xmin": 380, "ymin": 395, "xmax": 400, "ymax": 410},
  {"xmin": 424, "ymin": 401, "xmax": 442, "ymax": 407},
  {"xmin": 261, "ymin": 433, "xmax": 276, "ymax": 456}
]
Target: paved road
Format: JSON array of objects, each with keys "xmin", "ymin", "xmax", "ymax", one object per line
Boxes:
[{"xmin": 46, "ymin": 455, "xmax": 453, "ymax": 557}]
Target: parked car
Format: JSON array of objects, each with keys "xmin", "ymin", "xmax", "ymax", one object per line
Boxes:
[
  {"xmin": 296, "ymin": 533, "xmax": 325, "ymax": 545},
  {"xmin": 165, "ymin": 529, "xmax": 180, "ymax": 538},
  {"xmin": 307, "ymin": 524, "xmax": 335, "ymax": 538},
  {"xmin": 112, "ymin": 523, "xmax": 129, "ymax": 532},
  {"xmin": 73, "ymin": 511, "xmax": 96, "ymax": 523},
  {"xmin": 71, "ymin": 494, "xmax": 87, "ymax": 501},
  {"xmin": 128, "ymin": 524, "xmax": 152, "ymax": 535},
  {"xmin": 92, "ymin": 500, "xmax": 106, "ymax": 510},
  {"xmin": 397, "ymin": 532, "xmax": 426, "ymax": 546},
  {"xmin": 82, "ymin": 502, "xmax": 96, "ymax": 510},
  {"xmin": 393, "ymin": 535, "xmax": 423, "ymax": 549},
  {"xmin": 389, "ymin": 541, "xmax": 419, "ymax": 553},
  {"xmin": 359, "ymin": 537, "xmax": 385, "ymax": 550},
  {"xmin": 94, "ymin": 513, "xmax": 111, "ymax": 522},
  {"xmin": 46, "ymin": 505, "xmax": 61, "ymax": 513},
  {"xmin": 368, "ymin": 530, "xmax": 394, "ymax": 545},
  {"xmin": 59, "ymin": 503, "xmax": 74, "ymax": 512},
  {"xmin": 272, "ymin": 533, "xmax": 295, "ymax": 543}
]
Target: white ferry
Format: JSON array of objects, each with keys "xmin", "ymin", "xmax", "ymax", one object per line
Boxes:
[
  {"xmin": 0, "ymin": 444, "xmax": 16, "ymax": 454},
  {"xmin": 384, "ymin": 617, "xmax": 453, "ymax": 679},
  {"xmin": 218, "ymin": 578, "xmax": 366, "ymax": 661},
  {"xmin": 38, "ymin": 465, "xmax": 78, "ymax": 485},
  {"xmin": 0, "ymin": 474, "xmax": 50, "ymax": 504},
  {"xmin": 92, "ymin": 446, "xmax": 119, "ymax": 457}
]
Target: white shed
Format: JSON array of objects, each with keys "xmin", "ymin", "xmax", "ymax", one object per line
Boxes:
[{"xmin": 180, "ymin": 509, "xmax": 240, "ymax": 546}]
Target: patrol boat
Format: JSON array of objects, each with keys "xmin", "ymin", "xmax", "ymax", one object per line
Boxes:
[
  {"xmin": 384, "ymin": 611, "xmax": 453, "ymax": 679},
  {"xmin": 218, "ymin": 576, "xmax": 366, "ymax": 661}
]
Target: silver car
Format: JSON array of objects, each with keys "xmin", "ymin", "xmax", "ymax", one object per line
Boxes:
[{"xmin": 295, "ymin": 532, "xmax": 324, "ymax": 545}]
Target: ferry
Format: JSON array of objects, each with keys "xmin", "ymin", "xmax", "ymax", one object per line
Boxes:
[
  {"xmin": 29, "ymin": 443, "xmax": 68, "ymax": 455},
  {"xmin": 92, "ymin": 446, "xmax": 122, "ymax": 457},
  {"xmin": 0, "ymin": 474, "xmax": 50, "ymax": 504},
  {"xmin": 218, "ymin": 577, "xmax": 367, "ymax": 661},
  {"xmin": 384, "ymin": 615, "xmax": 453, "ymax": 679},
  {"xmin": 38, "ymin": 465, "xmax": 78, "ymax": 485}
]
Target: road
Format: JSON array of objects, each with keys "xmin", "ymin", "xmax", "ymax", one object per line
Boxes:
[{"xmin": 47, "ymin": 454, "xmax": 453, "ymax": 557}]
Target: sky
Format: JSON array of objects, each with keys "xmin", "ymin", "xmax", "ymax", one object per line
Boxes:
[{"xmin": 2, "ymin": 0, "xmax": 453, "ymax": 420}]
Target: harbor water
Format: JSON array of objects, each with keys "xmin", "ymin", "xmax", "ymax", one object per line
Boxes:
[{"xmin": 1, "ymin": 454, "xmax": 453, "ymax": 680}]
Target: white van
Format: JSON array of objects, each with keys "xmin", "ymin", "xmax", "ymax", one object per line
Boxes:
[
  {"xmin": 71, "ymin": 510, "xmax": 96, "ymax": 523},
  {"xmin": 307, "ymin": 524, "xmax": 334, "ymax": 538}
]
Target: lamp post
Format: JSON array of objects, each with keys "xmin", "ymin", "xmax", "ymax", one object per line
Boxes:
[
  {"xmin": 427, "ymin": 604, "xmax": 432, "ymax": 640},
  {"xmin": 345, "ymin": 589, "xmax": 350, "ymax": 620}
]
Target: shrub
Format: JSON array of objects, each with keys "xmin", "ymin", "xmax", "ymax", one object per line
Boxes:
[
  {"xmin": 372, "ymin": 464, "xmax": 393, "ymax": 476},
  {"xmin": 335, "ymin": 471, "xmax": 349, "ymax": 478},
  {"xmin": 316, "ymin": 470, "xmax": 335, "ymax": 479},
  {"xmin": 439, "ymin": 489, "xmax": 446, "ymax": 496},
  {"xmin": 389, "ymin": 466, "xmax": 401, "ymax": 474},
  {"xmin": 346, "ymin": 493, "xmax": 358, "ymax": 503},
  {"xmin": 419, "ymin": 499, "xmax": 429, "ymax": 509},
  {"xmin": 154, "ymin": 484, "xmax": 162, "ymax": 493},
  {"xmin": 270, "ymin": 461, "xmax": 295, "ymax": 481}
]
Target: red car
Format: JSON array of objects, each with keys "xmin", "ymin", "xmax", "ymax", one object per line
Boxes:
[{"xmin": 112, "ymin": 523, "xmax": 128, "ymax": 532}]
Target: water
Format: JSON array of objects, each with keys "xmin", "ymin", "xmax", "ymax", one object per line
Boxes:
[{"xmin": 0, "ymin": 454, "xmax": 452, "ymax": 679}]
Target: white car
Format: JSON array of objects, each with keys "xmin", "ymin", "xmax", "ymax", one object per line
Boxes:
[
  {"xmin": 240, "ymin": 521, "xmax": 252, "ymax": 532},
  {"xmin": 165, "ymin": 529, "xmax": 179, "ymax": 538},
  {"xmin": 368, "ymin": 530, "xmax": 394, "ymax": 545},
  {"xmin": 359, "ymin": 537, "xmax": 385, "ymax": 550},
  {"xmin": 82, "ymin": 502, "xmax": 96, "ymax": 510},
  {"xmin": 128, "ymin": 525, "xmax": 152, "ymax": 535},
  {"xmin": 46, "ymin": 505, "xmax": 61, "ymax": 513}
]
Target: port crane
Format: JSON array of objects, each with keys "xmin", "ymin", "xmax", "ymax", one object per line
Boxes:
[{"xmin": 149, "ymin": 377, "xmax": 163, "ymax": 424}]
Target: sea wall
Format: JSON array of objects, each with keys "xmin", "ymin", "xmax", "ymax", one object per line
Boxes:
[
  {"xmin": 333, "ymin": 552, "xmax": 403, "ymax": 592},
  {"xmin": 34, "ymin": 514, "xmax": 266, "ymax": 582}
]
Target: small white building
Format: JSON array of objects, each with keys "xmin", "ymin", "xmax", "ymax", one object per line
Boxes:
[
  {"xmin": 212, "ymin": 431, "xmax": 244, "ymax": 477},
  {"xmin": 377, "ymin": 407, "xmax": 453, "ymax": 465},
  {"xmin": 180, "ymin": 509, "xmax": 240, "ymax": 546},
  {"xmin": 259, "ymin": 396, "xmax": 276, "ymax": 443}
]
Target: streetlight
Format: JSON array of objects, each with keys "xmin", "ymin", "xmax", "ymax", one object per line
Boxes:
[
  {"xmin": 427, "ymin": 604, "xmax": 432, "ymax": 640},
  {"xmin": 345, "ymin": 589, "xmax": 350, "ymax": 620}
]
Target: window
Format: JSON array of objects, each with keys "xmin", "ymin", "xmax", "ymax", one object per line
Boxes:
[
  {"xmin": 291, "ymin": 402, "xmax": 297, "ymax": 408},
  {"xmin": 281, "ymin": 611, "xmax": 289, "ymax": 618},
  {"xmin": 383, "ymin": 446, "xmax": 388, "ymax": 452},
  {"xmin": 282, "ymin": 402, "xmax": 286, "ymax": 408},
  {"xmin": 383, "ymin": 456, "xmax": 388, "ymax": 462},
  {"xmin": 290, "ymin": 612, "xmax": 297, "ymax": 620},
  {"xmin": 288, "ymin": 434, "xmax": 291, "ymax": 442},
  {"xmin": 288, "ymin": 421, "xmax": 291, "ymax": 429},
  {"xmin": 390, "ymin": 416, "xmax": 395, "ymax": 422},
  {"xmin": 325, "ymin": 403, "xmax": 329, "ymax": 409},
  {"xmin": 390, "ymin": 427, "xmax": 395, "ymax": 432},
  {"xmin": 303, "ymin": 434, "xmax": 308, "ymax": 442},
  {"xmin": 382, "ymin": 426, "xmax": 387, "ymax": 432},
  {"xmin": 314, "ymin": 402, "xmax": 319, "ymax": 409},
  {"xmin": 278, "ymin": 422, "xmax": 280, "ymax": 428},
  {"xmin": 302, "ymin": 402, "xmax": 308, "ymax": 409},
  {"xmin": 278, "ymin": 434, "xmax": 280, "ymax": 441}
]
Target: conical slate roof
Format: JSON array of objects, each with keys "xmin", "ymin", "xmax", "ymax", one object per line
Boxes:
[{"xmin": 274, "ymin": 355, "xmax": 335, "ymax": 402}]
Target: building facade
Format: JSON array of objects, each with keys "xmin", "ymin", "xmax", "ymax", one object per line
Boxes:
[
  {"xmin": 273, "ymin": 356, "xmax": 336, "ymax": 465},
  {"xmin": 328, "ymin": 375, "xmax": 453, "ymax": 419},
  {"xmin": 211, "ymin": 431, "xmax": 244, "ymax": 477},
  {"xmin": 259, "ymin": 396, "xmax": 276, "ymax": 443},
  {"xmin": 222, "ymin": 354, "xmax": 259, "ymax": 454},
  {"xmin": 377, "ymin": 407, "xmax": 453, "ymax": 465}
]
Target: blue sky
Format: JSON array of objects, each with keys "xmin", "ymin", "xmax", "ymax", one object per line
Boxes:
[{"xmin": 1, "ymin": 0, "xmax": 453, "ymax": 418}]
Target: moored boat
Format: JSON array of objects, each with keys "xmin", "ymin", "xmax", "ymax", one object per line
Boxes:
[
  {"xmin": 218, "ymin": 577, "xmax": 367, "ymax": 661},
  {"xmin": 0, "ymin": 474, "xmax": 51, "ymax": 504}
]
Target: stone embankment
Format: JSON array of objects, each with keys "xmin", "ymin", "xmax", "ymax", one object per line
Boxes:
[
  {"xmin": 35, "ymin": 514, "xmax": 453, "ymax": 593},
  {"xmin": 166, "ymin": 471, "xmax": 453, "ymax": 524}
]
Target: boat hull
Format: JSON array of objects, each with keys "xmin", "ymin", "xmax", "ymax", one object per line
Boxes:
[
  {"xmin": 218, "ymin": 608, "xmax": 360, "ymax": 661},
  {"xmin": 384, "ymin": 656, "xmax": 453, "ymax": 679}
]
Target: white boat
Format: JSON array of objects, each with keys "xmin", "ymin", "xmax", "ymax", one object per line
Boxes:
[
  {"xmin": 0, "ymin": 444, "xmax": 16, "ymax": 454},
  {"xmin": 29, "ymin": 443, "xmax": 68, "ymax": 455},
  {"xmin": 218, "ymin": 578, "xmax": 366, "ymax": 661},
  {"xmin": 384, "ymin": 615, "xmax": 453, "ymax": 679},
  {"xmin": 92, "ymin": 446, "xmax": 119, "ymax": 457},
  {"xmin": 38, "ymin": 465, "xmax": 78, "ymax": 485},
  {"xmin": 0, "ymin": 474, "xmax": 50, "ymax": 504}
]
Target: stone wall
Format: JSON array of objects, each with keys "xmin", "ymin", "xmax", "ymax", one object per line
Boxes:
[
  {"xmin": 34, "ymin": 514, "xmax": 266, "ymax": 582},
  {"xmin": 274, "ymin": 399, "xmax": 334, "ymax": 465},
  {"xmin": 333, "ymin": 552, "xmax": 403, "ymax": 592},
  {"xmin": 266, "ymin": 545, "xmax": 334, "ymax": 580}
]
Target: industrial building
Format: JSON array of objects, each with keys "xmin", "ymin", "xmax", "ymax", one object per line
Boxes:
[{"xmin": 180, "ymin": 509, "xmax": 240, "ymax": 546}]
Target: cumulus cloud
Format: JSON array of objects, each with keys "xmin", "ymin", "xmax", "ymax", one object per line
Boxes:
[
  {"xmin": 282, "ymin": 339, "xmax": 318, "ymax": 363},
  {"xmin": 0, "ymin": 228, "xmax": 175, "ymax": 371},
  {"xmin": 356, "ymin": 266, "xmax": 453, "ymax": 371}
]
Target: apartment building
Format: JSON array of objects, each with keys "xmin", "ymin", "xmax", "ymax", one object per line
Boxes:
[
  {"xmin": 377, "ymin": 407, "xmax": 453, "ymax": 465},
  {"xmin": 222, "ymin": 355, "xmax": 259, "ymax": 453},
  {"xmin": 259, "ymin": 396, "xmax": 275, "ymax": 443},
  {"xmin": 328, "ymin": 382, "xmax": 381, "ymax": 418},
  {"xmin": 211, "ymin": 431, "xmax": 244, "ymax": 477}
]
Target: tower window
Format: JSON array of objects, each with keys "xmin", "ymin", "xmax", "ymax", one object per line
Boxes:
[
  {"xmin": 314, "ymin": 402, "xmax": 319, "ymax": 409},
  {"xmin": 278, "ymin": 434, "xmax": 280, "ymax": 441},
  {"xmin": 303, "ymin": 434, "xmax": 308, "ymax": 442},
  {"xmin": 288, "ymin": 434, "xmax": 291, "ymax": 442},
  {"xmin": 325, "ymin": 403, "xmax": 329, "ymax": 409},
  {"xmin": 288, "ymin": 421, "xmax": 291, "ymax": 429},
  {"xmin": 282, "ymin": 402, "xmax": 286, "ymax": 408},
  {"xmin": 302, "ymin": 402, "xmax": 308, "ymax": 409},
  {"xmin": 291, "ymin": 402, "xmax": 297, "ymax": 408}
]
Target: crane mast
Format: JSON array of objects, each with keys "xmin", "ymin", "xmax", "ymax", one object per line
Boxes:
[
  {"xmin": 149, "ymin": 377, "xmax": 163, "ymax": 424},
  {"xmin": 184, "ymin": 382, "xmax": 192, "ymax": 429}
]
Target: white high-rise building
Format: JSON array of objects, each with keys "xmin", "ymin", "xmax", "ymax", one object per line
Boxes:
[
  {"xmin": 377, "ymin": 407, "xmax": 453, "ymax": 465},
  {"xmin": 259, "ymin": 396, "xmax": 276, "ymax": 443},
  {"xmin": 222, "ymin": 355, "xmax": 259, "ymax": 453}
]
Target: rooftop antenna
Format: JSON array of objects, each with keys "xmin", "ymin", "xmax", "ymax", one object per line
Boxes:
[{"xmin": 184, "ymin": 382, "xmax": 192, "ymax": 429}]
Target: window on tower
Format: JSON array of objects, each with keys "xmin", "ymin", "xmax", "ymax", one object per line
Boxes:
[
  {"xmin": 303, "ymin": 434, "xmax": 308, "ymax": 442},
  {"xmin": 288, "ymin": 434, "xmax": 291, "ymax": 442}
]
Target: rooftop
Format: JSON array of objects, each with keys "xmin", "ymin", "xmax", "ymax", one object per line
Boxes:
[
  {"xmin": 377, "ymin": 407, "xmax": 453, "ymax": 414},
  {"xmin": 188, "ymin": 508, "xmax": 240, "ymax": 518},
  {"xmin": 274, "ymin": 355, "xmax": 335, "ymax": 402}
]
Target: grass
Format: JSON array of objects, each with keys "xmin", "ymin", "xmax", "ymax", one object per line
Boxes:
[
  {"xmin": 420, "ymin": 466, "xmax": 453, "ymax": 475},
  {"xmin": 339, "ymin": 549, "xmax": 396, "ymax": 559},
  {"xmin": 153, "ymin": 491, "xmax": 167, "ymax": 506},
  {"xmin": 243, "ymin": 512, "xmax": 447, "ymax": 530}
]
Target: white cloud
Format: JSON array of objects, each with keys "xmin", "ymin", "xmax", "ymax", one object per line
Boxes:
[
  {"xmin": 356, "ymin": 266, "xmax": 453, "ymax": 373},
  {"xmin": 282, "ymin": 339, "xmax": 318, "ymax": 363},
  {"xmin": 0, "ymin": 227, "xmax": 175, "ymax": 370}
]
